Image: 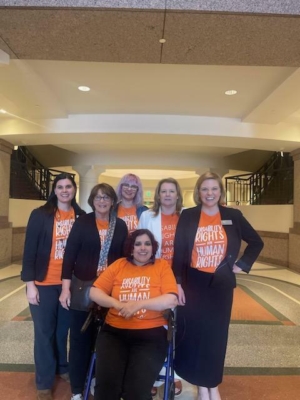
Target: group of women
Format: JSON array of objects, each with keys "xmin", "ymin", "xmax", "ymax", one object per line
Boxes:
[{"xmin": 21, "ymin": 171, "xmax": 263, "ymax": 400}]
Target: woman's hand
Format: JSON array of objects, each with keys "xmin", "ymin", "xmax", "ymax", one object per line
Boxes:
[
  {"xmin": 118, "ymin": 301, "xmax": 141, "ymax": 319},
  {"xmin": 233, "ymin": 264, "xmax": 243, "ymax": 274},
  {"xmin": 26, "ymin": 282, "xmax": 39, "ymax": 305},
  {"xmin": 59, "ymin": 289, "xmax": 71, "ymax": 310},
  {"xmin": 177, "ymin": 284, "xmax": 186, "ymax": 306}
]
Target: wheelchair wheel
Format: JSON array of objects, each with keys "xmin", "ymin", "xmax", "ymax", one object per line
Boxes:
[{"xmin": 168, "ymin": 381, "xmax": 175, "ymax": 400}]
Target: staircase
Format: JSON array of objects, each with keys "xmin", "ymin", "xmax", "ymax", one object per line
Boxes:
[
  {"xmin": 10, "ymin": 146, "xmax": 75, "ymax": 200},
  {"xmin": 225, "ymin": 152, "xmax": 294, "ymax": 205}
]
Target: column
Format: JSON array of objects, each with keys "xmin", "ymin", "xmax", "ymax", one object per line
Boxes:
[
  {"xmin": 73, "ymin": 165, "xmax": 105, "ymax": 211},
  {"xmin": 0, "ymin": 139, "xmax": 13, "ymax": 266},
  {"xmin": 288, "ymin": 149, "xmax": 300, "ymax": 272}
]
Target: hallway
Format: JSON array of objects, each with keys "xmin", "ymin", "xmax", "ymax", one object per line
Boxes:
[{"xmin": 0, "ymin": 262, "xmax": 299, "ymax": 400}]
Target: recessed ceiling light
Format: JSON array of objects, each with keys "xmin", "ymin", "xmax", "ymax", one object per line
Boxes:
[
  {"xmin": 159, "ymin": 38, "xmax": 166, "ymax": 43},
  {"xmin": 225, "ymin": 90, "xmax": 237, "ymax": 96},
  {"xmin": 0, "ymin": 109, "xmax": 7, "ymax": 113},
  {"xmin": 78, "ymin": 86, "xmax": 90, "ymax": 92}
]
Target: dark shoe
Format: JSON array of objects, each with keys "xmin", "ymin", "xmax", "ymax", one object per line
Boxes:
[
  {"xmin": 36, "ymin": 389, "xmax": 53, "ymax": 400},
  {"xmin": 59, "ymin": 372, "xmax": 70, "ymax": 383},
  {"xmin": 175, "ymin": 380, "xmax": 183, "ymax": 396}
]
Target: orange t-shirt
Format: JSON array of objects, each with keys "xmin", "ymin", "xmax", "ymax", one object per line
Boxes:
[
  {"xmin": 161, "ymin": 213, "xmax": 179, "ymax": 265},
  {"xmin": 117, "ymin": 204, "xmax": 138, "ymax": 233},
  {"xmin": 96, "ymin": 219, "xmax": 109, "ymax": 273},
  {"xmin": 93, "ymin": 258, "xmax": 178, "ymax": 329},
  {"xmin": 191, "ymin": 211, "xmax": 227, "ymax": 273},
  {"xmin": 37, "ymin": 208, "xmax": 75, "ymax": 285}
]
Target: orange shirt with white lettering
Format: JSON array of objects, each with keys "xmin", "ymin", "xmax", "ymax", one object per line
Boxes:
[
  {"xmin": 93, "ymin": 258, "xmax": 178, "ymax": 329},
  {"xmin": 117, "ymin": 205, "xmax": 139, "ymax": 234},
  {"xmin": 191, "ymin": 211, "xmax": 227, "ymax": 273},
  {"xmin": 161, "ymin": 213, "xmax": 179, "ymax": 265},
  {"xmin": 37, "ymin": 208, "xmax": 75, "ymax": 285}
]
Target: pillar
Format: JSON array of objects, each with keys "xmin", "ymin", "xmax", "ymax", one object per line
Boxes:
[
  {"xmin": 73, "ymin": 165, "xmax": 105, "ymax": 211},
  {"xmin": 0, "ymin": 139, "xmax": 13, "ymax": 267}
]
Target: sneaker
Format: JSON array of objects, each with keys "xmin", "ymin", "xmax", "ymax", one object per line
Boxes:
[
  {"xmin": 71, "ymin": 394, "xmax": 83, "ymax": 400},
  {"xmin": 90, "ymin": 377, "xmax": 95, "ymax": 396},
  {"xmin": 36, "ymin": 390, "xmax": 53, "ymax": 400},
  {"xmin": 175, "ymin": 380, "xmax": 183, "ymax": 396},
  {"xmin": 59, "ymin": 373, "xmax": 70, "ymax": 383}
]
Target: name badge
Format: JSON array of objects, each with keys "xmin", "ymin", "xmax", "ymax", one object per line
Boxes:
[{"xmin": 221, "ymin": 220, "xmax": 233, "ymax": 225}]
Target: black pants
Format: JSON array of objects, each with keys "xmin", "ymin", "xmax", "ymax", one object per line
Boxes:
[
  {"xmin": 69, "ymin": 309, "xmax": 97, "ymax": 395},
  {"xmin": 95, "ymin": 324, "xmax": 168, "ymax": 400}
]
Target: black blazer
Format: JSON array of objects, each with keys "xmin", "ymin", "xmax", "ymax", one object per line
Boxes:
[
  {"xmin": 21, "ymin": 207, "xmax": 84, "ymax": 282},
  {"xmin": 172, "ymin": 205, "xmax": 264, "ymax": 288},
  {"xmin": 62, "ymin": 212, "xmax": 128, "ymax": 281}
]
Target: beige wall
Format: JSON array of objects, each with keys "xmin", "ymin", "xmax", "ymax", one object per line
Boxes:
[
  {"xmin": 8, "ymin": 199, "xmax": 294, "ymax": 266},
  {"xmin": 9, "ymin": 199, "xmax": 44, "ymax": 227},
  {"xmin": 233, "ymin": 205, "xmax": 293, "ymax": 233},
  {"xmin": 8, "ymin": 199, "xmax": 44, "ymax": 263},
  {"xmin": 232, "ymin": 205, "xmax": 293, "ymax": 267}
]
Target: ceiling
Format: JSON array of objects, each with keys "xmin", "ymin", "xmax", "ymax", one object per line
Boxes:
[{"xmin": 1, "ymin": 2, "xmax": 300, "ymax": 178}]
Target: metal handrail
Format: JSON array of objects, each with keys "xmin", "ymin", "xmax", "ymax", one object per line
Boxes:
[
  {"xmin": 225, "ymin": 152, "xmax": 293, "ymax": 205},
  {"xmin": 10, "ymin": 147, "xmax": 75, "ymax": 200}
]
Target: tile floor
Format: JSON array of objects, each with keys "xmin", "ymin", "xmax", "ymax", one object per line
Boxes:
[{"xmin": 0, "ymin": 262, "xmax": 299, "ymax": 399}]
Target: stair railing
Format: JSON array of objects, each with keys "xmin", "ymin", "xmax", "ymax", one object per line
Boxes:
[
  {"xmin": 10, "ymin": 146, "xmax": 75, "ymax": 200},
  {"xmin": 225, "ymin": 152, "xmax": 293, "ymax": 205}
]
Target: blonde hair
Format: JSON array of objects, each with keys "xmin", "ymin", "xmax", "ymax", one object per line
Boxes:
[
  {"xmin": 193, "ymin": 172, "xmax": 226, "ymax": 205},
  {"xmin": 152, "ymin": 178, "xmax": 183, "ymax": 216}
]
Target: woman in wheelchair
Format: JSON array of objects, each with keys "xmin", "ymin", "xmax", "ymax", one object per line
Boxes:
[{"xmin": 90, "ymin": 229, "xmax": 178, "ymax": 400}]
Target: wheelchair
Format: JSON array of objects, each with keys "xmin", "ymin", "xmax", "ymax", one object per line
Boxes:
[
  {"xmin": 82, "ymin": 308, "xmax": 176, "ymax": 400},
  {"xmin": 156, "ymin": 309, "xmax": 176, "ymax": 400}
]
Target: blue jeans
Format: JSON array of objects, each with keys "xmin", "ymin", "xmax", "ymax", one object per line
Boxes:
[{"xmin": 29, "ymin": 284, "xmax": 70, "ymax": 390}]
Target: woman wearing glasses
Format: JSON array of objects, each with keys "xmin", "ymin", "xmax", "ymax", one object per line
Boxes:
[
  {"xmin": 60, "ymin": 183, "xmax": 128, "ymax": 400},
  {"xmin": 115, "ymin": 174, "xmax": 148, "ymax": 233}
]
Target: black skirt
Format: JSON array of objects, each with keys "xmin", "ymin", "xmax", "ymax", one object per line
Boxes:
[{"xmin": 174, "ymin": 267, "xmax": 234, "ymax": 387}]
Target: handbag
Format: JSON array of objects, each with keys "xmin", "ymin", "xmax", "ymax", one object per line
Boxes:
[{"xmin": 70, "ymin": 274, "xmax": 94, "ymax": 312}]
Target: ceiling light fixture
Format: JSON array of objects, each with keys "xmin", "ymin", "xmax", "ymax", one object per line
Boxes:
[
  {"xmin": 78, "ymin": 86, "xmax": 90, "ymax": 92},
  {"xmin": 159, "ymin": 38, "xmax": 166, "ymax": 43},
  {"xmin": 225, "ymin": 90, "xmax": 237, "ymax": 96}
]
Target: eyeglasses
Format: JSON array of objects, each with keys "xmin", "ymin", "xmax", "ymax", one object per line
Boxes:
[
  {"xmin": 94, "ymin": 195, "xmax": 111, "ymax": 202},
  {"xmin": 122, "ymin": 183, "xmax": 139, "ymax": 191}
]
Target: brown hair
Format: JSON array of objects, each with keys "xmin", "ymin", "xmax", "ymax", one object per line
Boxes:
[{"xmin": 88, "ymin": 183, "xmax": 117, "ymax": 211}]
